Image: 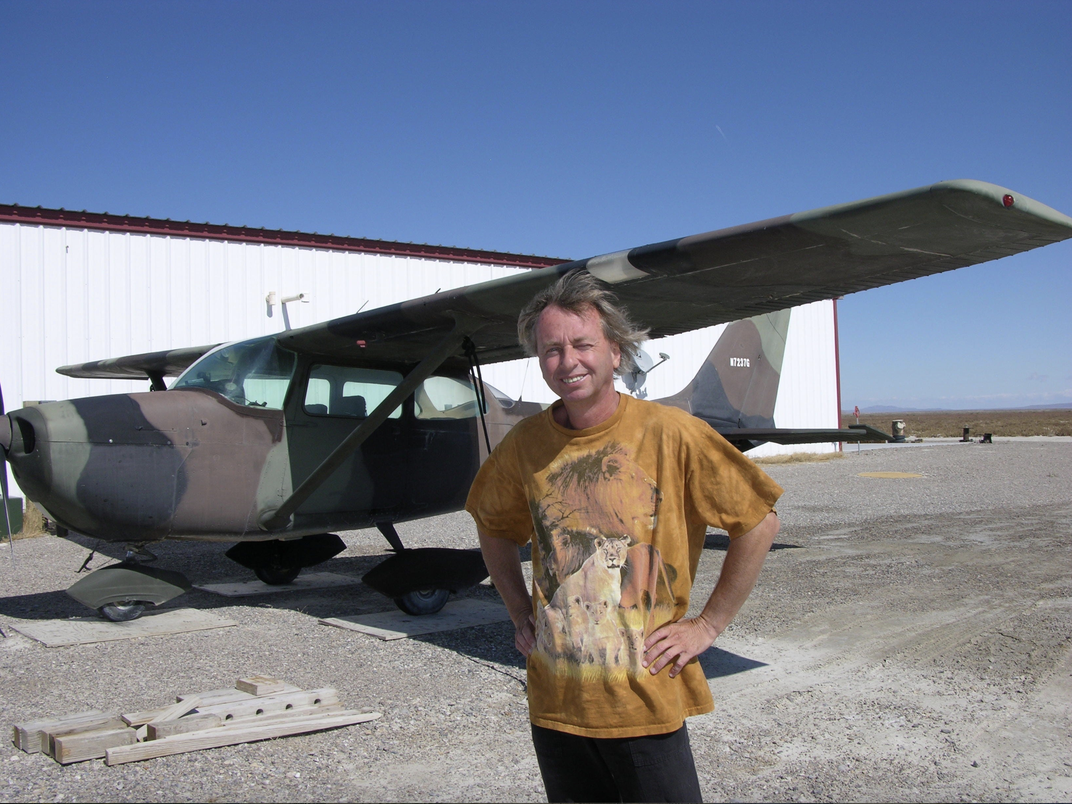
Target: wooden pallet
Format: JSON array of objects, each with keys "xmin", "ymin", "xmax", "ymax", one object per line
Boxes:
[{"xmin": 11, "ymin": 676, "xmax": 381, "ymax": 765}]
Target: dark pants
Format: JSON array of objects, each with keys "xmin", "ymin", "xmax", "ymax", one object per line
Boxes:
[{"xmin": 530, "ymin": 722, "xmax": 703, "ymax": 803}]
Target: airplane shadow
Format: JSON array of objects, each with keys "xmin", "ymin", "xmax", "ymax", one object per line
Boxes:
[
  {"xmin": 0, "ymin": 533, "xmax": 408, "ymax": 621},
  {"xmin": 704, "ymin": 532, "xmax": 801, "ymax": 552},
  {"xmin": 4, "ymin": 534, "xmax": 767, "ymax": 685}
]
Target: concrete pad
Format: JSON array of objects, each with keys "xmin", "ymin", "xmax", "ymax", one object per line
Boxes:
[
  {"xmin": 194, "ymin": 571, "xmax": 358, "ymax": 597},
  {"xmin": 11, "ymin": 609, "xmax": 238, "ymax": 648},
  {"xmin": 320, "ymin": 598, "xmax": 510, "ymax": 641}
]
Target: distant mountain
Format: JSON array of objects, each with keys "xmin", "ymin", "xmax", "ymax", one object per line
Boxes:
[
  {"xmin": 1023, "ymin": 402, "xmax": 1072, "ymax": 410},
  {"xmin": 845, "ymin": 402, "xmax": 1072, "ymax": 414},
  {"xmin": 853, "ymin": 405, "xmax": 939, "ymax": 411}
]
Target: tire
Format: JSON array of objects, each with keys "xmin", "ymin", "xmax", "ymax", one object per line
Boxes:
[
  {"xmin": 394, "ymin": 588, "xmax": 450, "ymax": 616},
  {"xmin": 99, "ymin": 601, "xmax": 146, "ymax": 622},
  {"xmin": 255, "ymin": 565, "xmax": 301, "ymax": 585}
]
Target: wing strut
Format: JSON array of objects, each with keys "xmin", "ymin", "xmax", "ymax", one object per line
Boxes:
[
  {"xmin": 463, "ymin": 337, "xmax": 493, "ymax": 456},
  {"xmin": 258, "ymin": 315, "xmax": 486, "ymax": 531}
]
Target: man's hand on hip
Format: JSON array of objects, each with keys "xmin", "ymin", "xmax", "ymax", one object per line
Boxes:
[
  {"xmin": 642, "ymin": 512, "xmax": 779, "ymax": 678},
  {"xmin": 515, "ymin": 612, "xmax": 537, "ymax": 657},
  {"xmin": 642, "ymin": 615, "xmax": 719, "ymax": 678}
]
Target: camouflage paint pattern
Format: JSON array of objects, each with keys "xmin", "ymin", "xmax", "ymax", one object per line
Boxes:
[{"xmin": 3, "ymin": 180, "xmax": 1070, "ymax": 549}]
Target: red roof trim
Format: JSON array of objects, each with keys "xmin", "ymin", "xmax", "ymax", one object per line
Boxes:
[{"xmin": 0, "ymin": 203, "xmax": 565, "ymax": 270}]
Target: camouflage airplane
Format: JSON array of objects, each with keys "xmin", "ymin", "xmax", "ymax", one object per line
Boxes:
[{"xmin": 2, "ymin": 179, "xmax": 1070, "ymax": 621}]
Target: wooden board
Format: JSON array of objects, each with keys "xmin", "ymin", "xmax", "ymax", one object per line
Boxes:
[
  {"xmin": 235, "ymin": 675, "xmax": 286, "ymax": 696},
  {"xmin": 193, "ymin": 572, "xmax": 357, "ymax": 597},
  {"xmin": 13, "ymin": 710, "xmax": 112, "ymax": 754},
  {"xmin": 148, "ymin": 696, "xmax": 201, "ymax": 724},
  {"xmin": 53, "ymin": 726, "xmax": 136, "ymax": 765},
  {"xmin": 124, "ymin": 684, "xmax": 307, "ymax": 726},
  {"xmin": 195, "ymin": 688, "xmax": 340, "ymax": 721},
  {"xmin": 10, "ymin": 609, "xmax": 238, "ymax": 647},
  {"xmin": 319, "ymin": 598, "xmax": 510, "ymax": 641},
  {"xmin": 146, "ymin": 713, "xmax": 222, "ymax": 740},
  {"xmin": 47, "ymin": 718, "xmax": 128, "ymax": 758},
  {"xmin": 105, "ymin": 710, "xmax": 381, "ymax": 765},
  {"xmin": 16, "ymin": 677, "xmax": 378, "ymax": 767},
  {"xmin": 177, "ymin": 683, "xmax": 298, "ymax": 705}
]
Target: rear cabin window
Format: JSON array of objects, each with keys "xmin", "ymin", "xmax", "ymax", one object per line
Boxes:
[{"xmin": 304, "ymin": 365, "xmax": 403, "ymax": 419}]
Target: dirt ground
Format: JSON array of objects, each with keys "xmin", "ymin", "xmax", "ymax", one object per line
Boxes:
[{"xmin": 1, "ymin": 438, "xmax": 1070, "ymax": 802}]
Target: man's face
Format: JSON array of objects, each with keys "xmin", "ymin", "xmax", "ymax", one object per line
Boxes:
[{"xmin": 535, "ymin": 304, "xmax": 621, "ymax": 408}]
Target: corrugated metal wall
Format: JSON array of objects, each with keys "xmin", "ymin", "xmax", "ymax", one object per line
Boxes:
[{"xmin": 0, "ymin": 222, "xmax": 524, "ymax": 405}]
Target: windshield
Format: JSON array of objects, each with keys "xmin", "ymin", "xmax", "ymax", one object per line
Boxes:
[{"xmin": 173, "ymin": 337, "xmax": 297, "ymax": 409}]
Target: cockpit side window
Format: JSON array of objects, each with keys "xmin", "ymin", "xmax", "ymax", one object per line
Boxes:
[
  {"xmin": 173, "ymin": 338, "xmax": 296, "ymax": 409},
  {"xmin": 414, "ymin": 375, "xmax": 481, "ymax": 419},
  {"xmin": 304, "ymin": 365, "xmax": 403, "ymax": 419}
]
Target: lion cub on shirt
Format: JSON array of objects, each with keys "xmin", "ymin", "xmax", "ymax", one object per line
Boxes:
[{"xmin": 549, "ymin": 534, "xmax": 629, "ymax": 611}]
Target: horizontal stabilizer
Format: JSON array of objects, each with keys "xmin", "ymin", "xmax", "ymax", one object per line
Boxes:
[{"xmin": 716, "ymin": 427, "xmax": 890, "ymax": 451}]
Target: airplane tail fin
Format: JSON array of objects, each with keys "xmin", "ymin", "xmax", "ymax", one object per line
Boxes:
[{"xmin": 657, "ymin": 309, "xmax": 791, "ymax": 430}]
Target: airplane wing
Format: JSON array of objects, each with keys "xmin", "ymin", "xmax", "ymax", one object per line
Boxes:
[
  {"xmin": 57, "ymin": 180, "xmax": 1072, "ymax": 378},
  {"xmin": 277, "ymin": 179, "xmax": 1072, "ymax": 370}
]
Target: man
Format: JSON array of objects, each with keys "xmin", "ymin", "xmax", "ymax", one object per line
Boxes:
[{"xmin": 466, "ymin": 269, "xmax": 782, "ymax": 802}]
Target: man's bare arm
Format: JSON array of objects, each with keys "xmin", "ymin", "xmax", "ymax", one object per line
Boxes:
[
  {"xmin": 642, "ymin": 511, "xmax": 779, "ymax": 677},
  {"xmin": 478, "ymin": 528, "xmax": 536, "ymax": 656}
]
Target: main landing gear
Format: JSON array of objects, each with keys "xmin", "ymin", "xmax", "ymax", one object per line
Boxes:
[
  {"xmin": 361, "ymin": 522, "xmax": 489, "ymax": 616},
  {"xmin": 224, "ymin": 533, "xmax": 346, "ymax": 586}
]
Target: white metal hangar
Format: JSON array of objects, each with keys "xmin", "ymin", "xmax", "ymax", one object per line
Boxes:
[{"xmin": 0, "ymin": 204, "xmax": 843, "ymax": 485}]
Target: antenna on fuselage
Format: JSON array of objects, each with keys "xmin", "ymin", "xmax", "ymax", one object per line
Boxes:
[
  {"xmin": 624, "ymin": 348, "xmax": 670, "ymax": 399},
  {"xmin": 265, "ymin": 291, "xmax": 310, "ymax": 330}
]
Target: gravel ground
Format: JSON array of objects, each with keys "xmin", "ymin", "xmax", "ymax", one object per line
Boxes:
[{"xmin": 1, "ymin": 437, "xmax": 1070, "ymax": 802}]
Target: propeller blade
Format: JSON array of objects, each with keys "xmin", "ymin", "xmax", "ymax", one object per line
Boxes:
[
  {"xmin": 0, "ymin": 379, "xmax": 12, "ymax": 537},
  {"xmin": 1, "ymin": 381, "xmax": 11, "ymax": 545},
  {"xmin": 0, "ymin": 378, "xmax": 9, "ymax": 463}
]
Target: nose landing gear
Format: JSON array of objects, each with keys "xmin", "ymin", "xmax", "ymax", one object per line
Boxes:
[{"xmin": 66, "ymin": 546, "xmax": 192, "ymax": 622}]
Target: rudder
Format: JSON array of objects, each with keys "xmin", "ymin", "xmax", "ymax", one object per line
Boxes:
[{"xmin": 656, "ymin": 310, "xmax": 791, "ymax": 429}]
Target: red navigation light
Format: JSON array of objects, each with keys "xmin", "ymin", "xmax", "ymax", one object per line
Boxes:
[
  {"xmin": 356, "ymin": 340, "xmax": 367, "ymax": 348},
  {"xmin": 1002, "ymin": 194, "xmax": 1015, "ymax": 208}
]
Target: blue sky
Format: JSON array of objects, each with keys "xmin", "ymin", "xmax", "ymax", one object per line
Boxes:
[{"xmin": 2, "ymin": 0, "xmax": 1070, "ymax": 410}]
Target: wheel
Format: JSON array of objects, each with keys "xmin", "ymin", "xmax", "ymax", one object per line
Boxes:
[
  {"xmin": 98, "ymin": 600, "xmax": 146, "ymax": 622},
  {"xmin": 393, "ymin": 588, "xmax": 450, "ymax": 616},
  {"xmin": 254, "ymin": 565, "xmax": 301, "ymax": 585}
]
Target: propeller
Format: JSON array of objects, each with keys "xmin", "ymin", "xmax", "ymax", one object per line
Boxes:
[
  {"xmin": 0, "ymin": 379, "xmax": 8, "ymax": 460},
  {"xmin": 1, "ymin": 380, "xmax": 14, "ymax": 551}
]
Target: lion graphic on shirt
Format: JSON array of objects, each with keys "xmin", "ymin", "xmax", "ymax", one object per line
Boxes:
[{"xmin": 530, "ymin": 443, "xmax": 675, "ymax": 673}]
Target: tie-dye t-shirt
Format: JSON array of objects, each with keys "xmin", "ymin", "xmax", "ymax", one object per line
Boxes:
[{"xmin": 466, "ymin": 394, "xmax": 783, "ymax": 738}]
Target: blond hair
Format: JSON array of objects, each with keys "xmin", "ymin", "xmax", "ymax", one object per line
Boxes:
[{"xmin": 517, "ymin": 269, "xmax": 648, "ymax": 376}]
